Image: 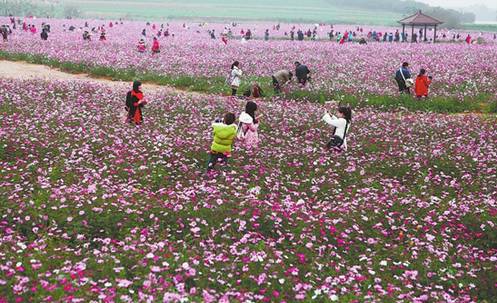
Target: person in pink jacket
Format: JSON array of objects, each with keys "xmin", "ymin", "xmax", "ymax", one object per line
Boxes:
[
  {"xmin": 237, "ymin": 101, "xmax": 260, "ymax": 149},
  {"xmin": 137, "ymin": 39, "xmax": 146, "ymax": 52}
]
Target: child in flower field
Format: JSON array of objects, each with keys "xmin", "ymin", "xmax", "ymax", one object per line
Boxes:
[
  {"xmin": 237, "ymin": 101, "xmax": 260, "ymax": 149},
  {"xmin": 322, "ymin": 105, "xmax": 352, "ymax": 150},
  {"xmin": 125, "ymin": 81, "xmax": 147, "ymax": 125},
  {"xmin": 414, "ymin": 69, "xmax": 432, "ymax": 98},
  {"xmin": 229, "ymin": 61, "xmax": 243, "ymax": 96},
  {"xmin": 207, "ymin": 113, "xmax": 238, "ymax": 170}
]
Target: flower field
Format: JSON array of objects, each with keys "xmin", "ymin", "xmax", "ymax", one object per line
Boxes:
[
  {"xmin": 1, "ymin": 78, "xmax": 496, "ymax": 302},
  {"xmin": 1, "ymin": 18, "xmax": 497, "ymax": 102}
]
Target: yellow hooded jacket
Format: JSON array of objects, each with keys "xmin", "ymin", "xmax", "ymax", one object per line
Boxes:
[{"xmin": 211, "ymin": 123, "xmax": 237, "ymax": 154}]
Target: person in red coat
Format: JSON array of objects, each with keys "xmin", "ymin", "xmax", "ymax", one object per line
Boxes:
[
  {"xmin": 125, "ymin": 81, "xmax": 147, "ymax": 125},
  {"xmin": 151, "ymin": 37, "xmax": 160, "ymax": 53},
  {"xmin": 465, "ymin": 34, "xmax": 471, "ymax": 44},
  {"xmin": 414, "ymin": 69, "xmax": 432, "ymax": 98}
]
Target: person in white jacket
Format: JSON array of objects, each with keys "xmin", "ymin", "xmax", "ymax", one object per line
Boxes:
[
  {"xmin": 230, "ymin": 61, "xmax": 243, "ymax": 96},
  {"xmin": 322, "ymin": 105, "xmax": 352, "ymax": 150}
]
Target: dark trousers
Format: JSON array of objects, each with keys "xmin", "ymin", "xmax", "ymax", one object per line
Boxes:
[
  {"xmin": 207, "ymin": 152, "xmax": 228, "ymax": 170},
  {"xmin": 272, "ymin": 76, "xmax": 281, "ymax": 94},
  {"xmin": 395, "ymin": 78, "xmax": 410, "ymax": 94},
  {"xmin": 231, "ymin": 88, "xmax": 237, "ymax": 96},
  {"xmin": 298, "ymin": 77, "xmax": 307, "ymax": 86}
]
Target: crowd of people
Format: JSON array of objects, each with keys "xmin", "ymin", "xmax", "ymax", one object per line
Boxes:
[
  {"xmin": 124, "ymin": 58, "xmax": 352, "ymax": 174},
  {"xmin": 122, "ymin": 56, "xmax": 435, "ymax": 174},
  {"xmin": 204, "ymin": 101, "xmax": 352, "ymax": 171},
  {"xmin": 0, "ymin": 16, "xmax": 475, "ymax": 173}
]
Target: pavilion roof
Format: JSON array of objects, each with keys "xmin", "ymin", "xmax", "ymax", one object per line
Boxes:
[{"xmin": 398, "ymin": 10, "xmax": 443, "ymax": 26}]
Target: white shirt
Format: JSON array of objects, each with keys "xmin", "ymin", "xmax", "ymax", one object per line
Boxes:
[
  {"xmin": 230, "ymin": 66, "xmax": 242, "ymax": 87},
  {"xmin": 322, "ymin": 113, "xmax": 350, "ymax": 149}
]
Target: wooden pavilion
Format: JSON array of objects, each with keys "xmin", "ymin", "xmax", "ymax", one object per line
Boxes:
[{"xmin": 398, "ymin": 10, "xmax": 443, "ymax": 42}]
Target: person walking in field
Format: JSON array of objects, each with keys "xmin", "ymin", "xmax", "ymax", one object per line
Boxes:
[
  {"xmin": 207, "ymin": 113, "xmax": 238, "ymax": 170},
  {"xmin": 1, "ymin": 27, "xmax": 8, "ymax": 42},
  {"xmin": 125, "ymin": 81, "xmax": 147, "ymax": 125},
  {"xmin": 40, "ymin": 28, "xmax": 48, "ymax": 40},
  {"xmin": 414, "ymin": 69, "xmax": 432, "ymax": 98},
  {"xmin": 151, "ymin": 36, "xmax": 160, "ymax": 53},
  {"xmin": 229, "ymin": 61, "xmax": 243, "ymax": 96},
  {"xmin": 237, "ymin": 101, "xmax": 260, "ymax": 149},
  {"xmin": 395, "ymin": 62, "xmax": 413, "ymax": 95},
  {"xmin": 272, "ymin": 69, "xmax": 293, "ymax": 94}
]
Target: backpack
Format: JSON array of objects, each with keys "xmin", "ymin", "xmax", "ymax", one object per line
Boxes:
[{"xmin": 326, "ymin": 120, "xmax": 349, "ymax": 149}]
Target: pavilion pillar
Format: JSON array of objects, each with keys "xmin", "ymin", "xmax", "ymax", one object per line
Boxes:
[
  {"xmin": 424, "ymin": 25, "xmax": 427, "ymax": 42},
  {"xmin": 434, "ymin": 25, "xmax": 437, "ymax": 43},
  {"xmin": 411, "ymin": 25, "xmax": 414, "ymax": 43},
  {"xmin": 402, "ymin": 24, "xmax": 405, "ymax": 41}
]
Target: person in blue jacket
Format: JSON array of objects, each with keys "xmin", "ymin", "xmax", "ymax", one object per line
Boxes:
[{"xmin": 395, "ymin": 62, "xmax": 413, "ymax": 95}]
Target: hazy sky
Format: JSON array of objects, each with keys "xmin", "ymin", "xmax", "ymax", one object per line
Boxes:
[{"xmin": 416, "ymin": 0, "xmax": 497, "ymax": 9}]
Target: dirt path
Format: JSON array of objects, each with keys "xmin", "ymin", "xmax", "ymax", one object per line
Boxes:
[{"xmin": 0, "ymin": 60, "xmax": 201, "ymax": 95}]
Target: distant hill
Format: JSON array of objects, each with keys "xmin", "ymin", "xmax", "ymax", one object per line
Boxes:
[
  {"xmin": 59, "ymin": 0, "xmax": 402, "ymax": 25},
  {"xmin": 2, "ymin": 0, "xmax": 476, "ymax": 28}
]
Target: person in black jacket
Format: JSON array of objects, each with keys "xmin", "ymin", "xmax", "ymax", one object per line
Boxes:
[
  {"xmin": 41, "ymin": 29, "xmax": 48, "ymax": 40},
  {"xmin": 294, "ymin": 62, "xmax": 311, "ymax": 86},
  {"xmin": 1, "ymin": 27, "xmax": 8, "ymax": 42}
]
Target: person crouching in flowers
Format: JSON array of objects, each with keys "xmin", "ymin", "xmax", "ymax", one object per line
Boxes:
[
  {"xmin": 207, "ymin": 113, "xmax": 237, "ymax": 170},
  {"xmin": 243, "ymin": 81, "xmax": 264, "ymax": 98},
  {"xmin": 137, "ymin": 39, "xmax": 146, "ymax": 53},
  {"xmin": 237, "ymin": 101, "xmax": 260, "ymax": 149},
  {"xmin": 322, "ymin": 105, "xmax": 352, "ymax": 150},
  {"xmin": 414, "ymin": 68, "xmax": 432, "ymax": 99},
  {"xmin": 125, "ymin": 81, "xmax": 147, "ymax": 125}
]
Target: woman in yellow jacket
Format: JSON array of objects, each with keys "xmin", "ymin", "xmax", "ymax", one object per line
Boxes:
[{"xmin": 207, "ymin": 113, "xmax": 237, "ymax": 170}]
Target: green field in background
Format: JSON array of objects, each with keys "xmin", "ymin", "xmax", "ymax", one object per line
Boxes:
[{"xmin": 61, "ymin": 0, "xmax": 401, "ymax": 25}]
